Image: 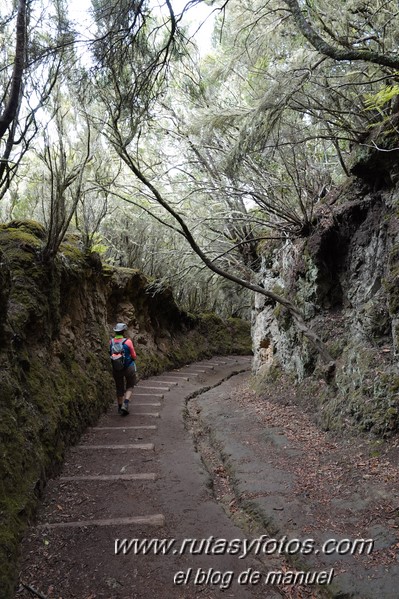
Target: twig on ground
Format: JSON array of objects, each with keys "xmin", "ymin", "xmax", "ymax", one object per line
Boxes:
[{"xmin": 21, "ymin": 582, "xmax": 49, "ymax": 599}]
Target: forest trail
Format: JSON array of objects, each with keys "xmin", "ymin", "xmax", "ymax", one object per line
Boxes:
[
  {"xmin": 14, "ymin": 357, "xmax": 283, "ymax": 599},
  {"xmin": 14, "ymin": 357, "xmax": 399, "ymax": 599}
]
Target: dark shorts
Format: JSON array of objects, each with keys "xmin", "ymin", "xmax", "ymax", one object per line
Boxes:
[{"xmin": 113, "ymin": 363, "xmax": 137, "ymax": 397}]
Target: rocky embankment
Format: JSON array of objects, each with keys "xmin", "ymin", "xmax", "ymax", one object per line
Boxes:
[
  {"xmin": 0, "ymin": 220, "xmax": 251, "ymax": 597},
  {"xmin": 252, "ymin": 137, "xmax": 399, "ymax": 437}
]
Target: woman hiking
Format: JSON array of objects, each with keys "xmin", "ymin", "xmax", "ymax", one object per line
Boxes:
[{"xmin": 110, "ymin": 322, "xmax": 137, "ymax": 415}]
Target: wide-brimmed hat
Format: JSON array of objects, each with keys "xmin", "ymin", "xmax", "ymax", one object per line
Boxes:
[{"xmin": 113, "ymin": 322, "xmax": 128, "ymax": 332}]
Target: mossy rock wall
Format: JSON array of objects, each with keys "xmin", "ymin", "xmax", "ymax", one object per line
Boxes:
[
  {"xmin": 252, "ymin": 175, "xmax": 399, "ymax": 438},
  {"xmin": 0, "ymin": 220, "xmax": 251, "ymax": 597}
]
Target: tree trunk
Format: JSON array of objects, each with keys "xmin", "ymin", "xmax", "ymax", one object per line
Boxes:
[{"xmin": 0, "ymin": 0, "xmax": 27, "ymax": 141}]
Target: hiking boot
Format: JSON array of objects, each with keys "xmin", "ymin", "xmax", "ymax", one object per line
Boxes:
[
  {"xmin": 121, "ymin": 402, "xmax": 129, "ymax": 416},
  {"xmin": 118, "ymin": 406, "xmax": 123, "ymax": 414}
]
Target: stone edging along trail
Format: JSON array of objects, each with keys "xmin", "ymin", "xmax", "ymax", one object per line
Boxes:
[{"xmin": 187, "ymin": 372, "xmax": 399, "ymax": 599}]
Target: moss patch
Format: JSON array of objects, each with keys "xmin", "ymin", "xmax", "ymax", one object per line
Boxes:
[{"xmin": 314, "ymin": 346, "xmax": 399, "ymax": 436}]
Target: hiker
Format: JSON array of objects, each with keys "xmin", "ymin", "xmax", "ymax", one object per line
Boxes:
[{"xmin": 110, "ymin": 323, "xmax": 137, "ymax": 415}]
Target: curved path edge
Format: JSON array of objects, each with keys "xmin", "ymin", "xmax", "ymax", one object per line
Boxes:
[{"xmin": 190, "ymin": 372, "xmax": 399, "ymax": 599}]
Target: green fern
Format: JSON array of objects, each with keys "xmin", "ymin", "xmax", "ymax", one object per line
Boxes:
[{"xmin": 364, "ymin": 85, "xmax": 399, "ymax": 111}]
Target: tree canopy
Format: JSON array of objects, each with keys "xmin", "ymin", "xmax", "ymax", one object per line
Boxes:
[{"xmin": 1, "ymin": 0, "xmax": 399, "ymax": 356}]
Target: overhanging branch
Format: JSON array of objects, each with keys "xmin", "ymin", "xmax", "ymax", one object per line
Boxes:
[
  {"xmin": 284, "ymin": 0, "xmax": 399, "ymax": 70},
  {"xmin": 116, "ymin": 146, "xmax": 334, "ymax": 366}
]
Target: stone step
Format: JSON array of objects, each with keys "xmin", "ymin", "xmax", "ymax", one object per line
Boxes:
[
  {"xmin": 158, "ymin": 375, "xmax": 189, "ymax": 381},
  {"xmin": 38, "ymin": 514, "xmax": 165, "ymax": 529},
  {"xmin": 140, "ymin": 380, "xmax": 178, "ymax": 386},
  {"xmin": 181, "ymin": 369, "xmax": 206, "ymax": 374},
  {"xmin": 126, "ymin": 412, "xmax": 160, "ymax": 418},
  {"xmin": 92, "ymin": 426, "xmax": 157, "ymax": 431},
  {"xmin": 134, "ymin": 393, "xmax": 164, "ymax": 399},
  {"xmin": 136, "ymin": 385, "xmax": 170, "ymax": 391},
  {"xmin": 60, "ymin": 473, "xmax": 156, "ymax": 481},
  {"xmin": 77, "ymin": 444, "xmax": 154, "ymax": 450},
  {"xmin": 172, "ymin": 371, "xmax": 199, "ymax": 376}
]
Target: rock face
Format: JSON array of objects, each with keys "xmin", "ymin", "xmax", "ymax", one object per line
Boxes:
[
  {"xmin": 0, "ymin": 220, "xmax": 251, "ymax": 597},
  {"xmin": 252, "ymin": 157, "xmax": 399, "ymax": 437}
]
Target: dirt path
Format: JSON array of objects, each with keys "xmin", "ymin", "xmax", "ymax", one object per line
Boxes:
[
  {"xmin": 14, "ymin": 358, "xmax": 399, "ymax": 599},
  {"xmin": 14, "ymin": 357, "xmax": 284, "ymax": 599}
]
